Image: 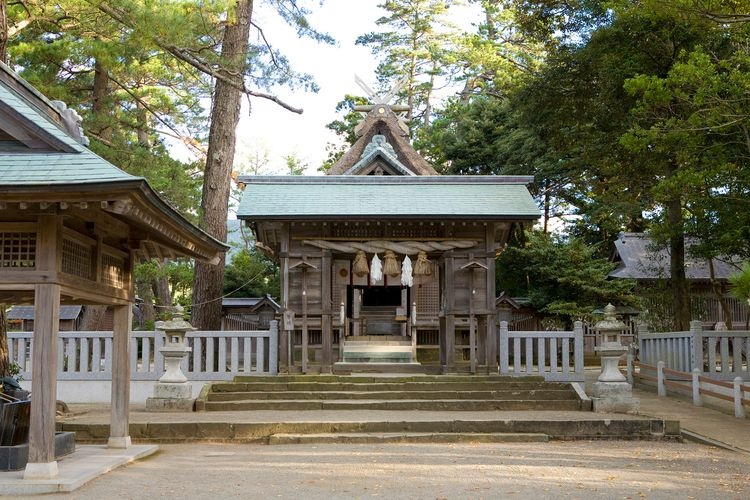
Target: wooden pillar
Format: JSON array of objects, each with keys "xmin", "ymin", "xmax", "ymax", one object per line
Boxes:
[
  {"xmin": 24, "ymin": 283, "xmax": 61, "ymax": 479},
  {"xmin": 477, "ymin": 316, "xmax": 491, "ymax": 374},
  {"xmin": 301, "ymin": 268, "xmax": 308, "ymax": 374},
  {"xmin": 485, "ymin": 224, "xmax": 498, "ymax": 372},
  {"xmin": 321, "ymin": 251, "xmax": 332, "ymax": 373},
  {"xmin": 441, "ymin": 254, "xmax": 456, "ymax": 373},
  {"xmin": 279, "ymin": 255, "xmax": 290, "ymax": 372},
  {"xmin": 109, "ymin": 304, "xmax": 132, "ymax": 448},
  {"xmin": 469, "ymin": 267, "xmax": 476, "ymax": 374}
]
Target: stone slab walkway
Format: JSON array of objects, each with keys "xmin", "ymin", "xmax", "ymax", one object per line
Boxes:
[
  {"xmin": 633, "ymin": 387, "xmax": 750, "ymax": 454},
  {"xmin": 0, "ymin": 445, "xmax": 157, "ymax": 495}
]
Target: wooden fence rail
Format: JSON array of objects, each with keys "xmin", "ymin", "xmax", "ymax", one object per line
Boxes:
[
  {"xmin": 498, "ymin": 321, "xmax": 585, "ymax": 382},
  {"xmin": 8, "ymin": 321, "xmax": 279, "ymax": 381},
  {"xmin": 630, "ymin": 359, "xmax": 749, "ymax": 418}
]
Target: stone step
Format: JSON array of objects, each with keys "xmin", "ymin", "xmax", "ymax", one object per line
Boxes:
[
  {"xmin": 346, "ymin": 335, "xmax": 411, "ymax": 343},
  {"xmin": 267, "ymin": 432, "xmax": 550, "ymax": 445},
  {"xmin": 206, "ymin": 389, "xmax": 579, "ymax": 402},
  {"xmin": 59, "ymin": 417, "xmax": 680, "ymax": 443},
  {"xmin": 230, "ymin": 375, "xmax": 544, "ymax": 383},
  {"xmin": 212, "ymin": 381, "xmax": 556, "ymax": 392},
  {"xmin": 200, "ymin": 399, "xmax": 585, "ymax": 412},
  {"xmin": 341, "ymin": 354, "xmax": 415, "ymax": 363}
]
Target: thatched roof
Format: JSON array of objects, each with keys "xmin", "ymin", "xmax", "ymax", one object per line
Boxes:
[{"xmin": 327, "ymin": 105, "xmax": 438, "ymax": 176}]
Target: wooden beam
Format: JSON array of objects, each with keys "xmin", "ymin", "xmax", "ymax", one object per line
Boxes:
[
  {"xmin": 108, "ymin": 304, "xmax": 132, "ymax": 448},
  {"xmin": 24, "ymin": 283, "xmax": 60, "ymax": 479}
]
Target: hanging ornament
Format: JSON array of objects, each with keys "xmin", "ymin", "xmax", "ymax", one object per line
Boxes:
[
  {"xmin": 353, "ymin": 250, "xmax": 369, "ymax": 277},
  {"xmin": 413, "ymin": 251, "xmax": 432, "ymax": 277},
  {"xmin": 401, "ymin": 254, "xmax": 413, "ymax": 287},
  {"xmin": 383, "ymin": 250, "xmax": 400, "ymax": 277},
  {"xmin": 370, "ymin": 253, "xmax": 383, "ymax": 282}
]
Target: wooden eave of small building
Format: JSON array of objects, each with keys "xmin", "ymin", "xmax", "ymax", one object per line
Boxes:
[
  {"xmin": 326, "ymin": 105, "xmax": 438, "ymax": 176},
  {"xmin": 1, "ymin": 180, "xmax": 227, "ymax": 265}
]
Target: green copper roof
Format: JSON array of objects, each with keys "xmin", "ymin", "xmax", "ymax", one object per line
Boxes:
[
  {"xmin": 237, "ymin": 176, "xmax": 541, "ymax": 219},
  {"xmin": 0, "ymin": 70, "xmax": 137, "ymax": 186}
]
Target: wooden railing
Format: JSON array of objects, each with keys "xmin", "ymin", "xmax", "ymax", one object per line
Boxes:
[
  {"xmin": 8, "ymin": 321, "xmax": 279, "ymax": 381},
  {"xmin": 498, "ymin": 321, "xmax": 584, "ymax": 382},
  {"xmin": 630, "ymin": 359, "xmax": 749, "ymax": 418},
  {"xmin": 639, "ymin": 320, "xmax": 750, "ymax": 380}
]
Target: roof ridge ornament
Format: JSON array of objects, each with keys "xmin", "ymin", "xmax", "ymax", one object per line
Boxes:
[
  {"xmin": 361, "ymin": 134, "xmax": 396, "ymax": 159},
  {"xmin": 353, "ymin": 75, "xmax": 410, "ymax": 134}
]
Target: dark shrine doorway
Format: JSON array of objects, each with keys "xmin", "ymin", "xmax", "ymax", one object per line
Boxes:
[{"xmin": 347, "ymin": 285, "xmax": 410, "ymax": 336}]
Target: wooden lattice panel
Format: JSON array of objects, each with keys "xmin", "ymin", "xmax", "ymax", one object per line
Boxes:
[
  {"xmin": 415, "ymin": 271, "xmax": 440, "ymax": 320},
  {"xmin": 62, "ymin": 238, "xmax": 93, "ymax": 279},
  {"xmin": 0, "ymin": 231, "xmax": 36, "ymax": 268},
  {"xmin": 102, "ymin": 253, "xmax": 125, "ymax": 288}
]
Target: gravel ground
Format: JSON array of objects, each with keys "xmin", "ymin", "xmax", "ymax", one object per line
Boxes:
[{"xmin": 33, "ymin": 441, "xmax": 750, "ymax": 500}]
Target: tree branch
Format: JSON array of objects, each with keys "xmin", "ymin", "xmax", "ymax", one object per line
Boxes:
[
  {"xmin": 108, "ymin": 74, "xmax": 208, "ymax": 158},
  {"xmin": 91, "ymin": 1, "xmax": 303, "ymax": 114}
]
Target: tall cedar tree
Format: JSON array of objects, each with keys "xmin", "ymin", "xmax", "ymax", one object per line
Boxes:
[{"xmin": 191, "ymin": 1, "xmax": 253, "ymax": 330}]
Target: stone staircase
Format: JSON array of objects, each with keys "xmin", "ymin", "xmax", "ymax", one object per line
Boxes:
[
  {"xmin": 60, "ymin": 375, "xmax": 681, "ymax": 445},
  {"xmin": 339, "ymin": 336, "xmax": 416, "ymax": 364},
  {"xmin": 195, "ymin": 375, "xmax": 588, "ymax": 412}
]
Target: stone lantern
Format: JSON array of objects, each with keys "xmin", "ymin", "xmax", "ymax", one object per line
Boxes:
[
  {"xmin": 146, "ymin": 306, "xmax": 195, "ymax": 411},
  {"xmin": 591, "ymin": 304, "xmax": 638, "ymax": 413}
]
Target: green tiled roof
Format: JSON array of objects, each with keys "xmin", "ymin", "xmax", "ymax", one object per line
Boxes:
[
  {"xmin": 0, "ymin": 152, "xmax": 137, "ymax": 185},
  {"xmin": 238, "ymin": 176, "xmax": 541, "ymax": 219},
  {"xmin": 0, "ymin": 71, "xmax": 136, "ymax": 186}
]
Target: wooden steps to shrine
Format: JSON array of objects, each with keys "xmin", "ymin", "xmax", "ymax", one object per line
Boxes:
[{"xmin": 194, "ymin": 375, "xmax": 589, "ymax": 412}]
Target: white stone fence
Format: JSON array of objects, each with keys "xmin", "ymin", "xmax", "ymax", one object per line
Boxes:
[
  {"xmin": 8, "ymin": 321, "xmax": 278, "ymax": 403},
  {"xmin": 639, "ymin": 320, "xmax": 750, "ymax": 380},
  {"xmin": 498, "ymin": 321, "xmax": 585, "ymax": 382}
]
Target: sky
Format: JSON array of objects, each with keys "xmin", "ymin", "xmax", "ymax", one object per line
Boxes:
[{"xmin": 232, "ymin": 0, "xmax": 481, "ymax": 175}]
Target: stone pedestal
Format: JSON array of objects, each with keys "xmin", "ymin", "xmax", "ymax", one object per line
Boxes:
[
  {"xmin": 146, "ymin": 382, "xmax": 194, "ymax": 411},
  {"xmin": 592, "ymin": 381, "xmax": 639, "ymax": 413}
]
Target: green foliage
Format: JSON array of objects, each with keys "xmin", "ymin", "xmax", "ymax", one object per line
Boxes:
[
  {"xmin": 496, "ymin": 231, "xmax": 638, "ymax": 324},
  {"xmin": 134, "ymin": 260, "xmax": 195, "ymax": 310},
  {"xmin": 283, "ymin": 153, "xmax": 308, "ymax": 175},
  {"xmin": 223, "ymin": 248, "xmax": 279, "ymax": 299},
  {"xmin": 729, "ymin": 263, "xmax": 750, "ymax": 304},
  {"xmin": 357, "ymin": 0, "xmax": 458, "ymax": 131}
]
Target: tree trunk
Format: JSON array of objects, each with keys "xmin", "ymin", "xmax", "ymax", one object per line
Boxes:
[
  {"xmin": 92, "ymin": 58, "xmax": 112, "ymax": 140},
  {"xmin": 191, "ymin": 0, "xmax": 252, "ymax": 330},
  {"xmin": 0, "ymin": 1, "xmax": 8, "ymax": 64},
  {"xmin": 666, "ymin": 189, "xmax": 690, "ymax": 330},
  {"xmin": 0, "ymin": 306, "xmax": 9, "ymax": 377},
  {"xmin": 80, "ymin": 305, "xmax": 108, "ymax": 331},
  {"xmin": 153, "ymin": 260, "xmax": 172, "ymax": 317}
]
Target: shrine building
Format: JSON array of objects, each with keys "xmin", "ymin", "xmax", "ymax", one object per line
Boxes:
[{"xmin": 237, "ymin": 102, "xmax": 540, "ymax": 374}]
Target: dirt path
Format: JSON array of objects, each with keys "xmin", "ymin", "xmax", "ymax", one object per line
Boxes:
[{"xmin": 34, "ymin": 441, "xmax": 750, "ymax": 499}]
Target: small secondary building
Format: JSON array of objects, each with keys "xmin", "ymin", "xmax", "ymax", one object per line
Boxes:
[
  {"xmin": 238, "ymin": 103, "xmax": 540, "ymax": 374},
  {"xmin": 0, "ymin": 62, "xmax": 225, "ymax": 478},
  {"xmin": 610, "ymin": 232, "xmax": 749, "ymax": 328}
]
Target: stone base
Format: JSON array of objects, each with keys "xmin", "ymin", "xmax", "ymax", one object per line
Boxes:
[
  {"xmin": 146, "ymin": 382, "xmax": 194, "ymax": 412},
  {"xmin": 107, "ymin": 436, "xmax": 132, "ymax": 449},
  {"xmin": 152, "ymin": 382, "xmax": 192, "ymax": 399},
  {"xmin": 145, "ymin": 397, "xmax": 195, "ymax": 412},
  {"xmin": 592, "ymin": 381, "xmax": 639, "ymax": 413},
  {"xmin": 23, "ymin": 461, "xmax": 58, "ymax": 480}
]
